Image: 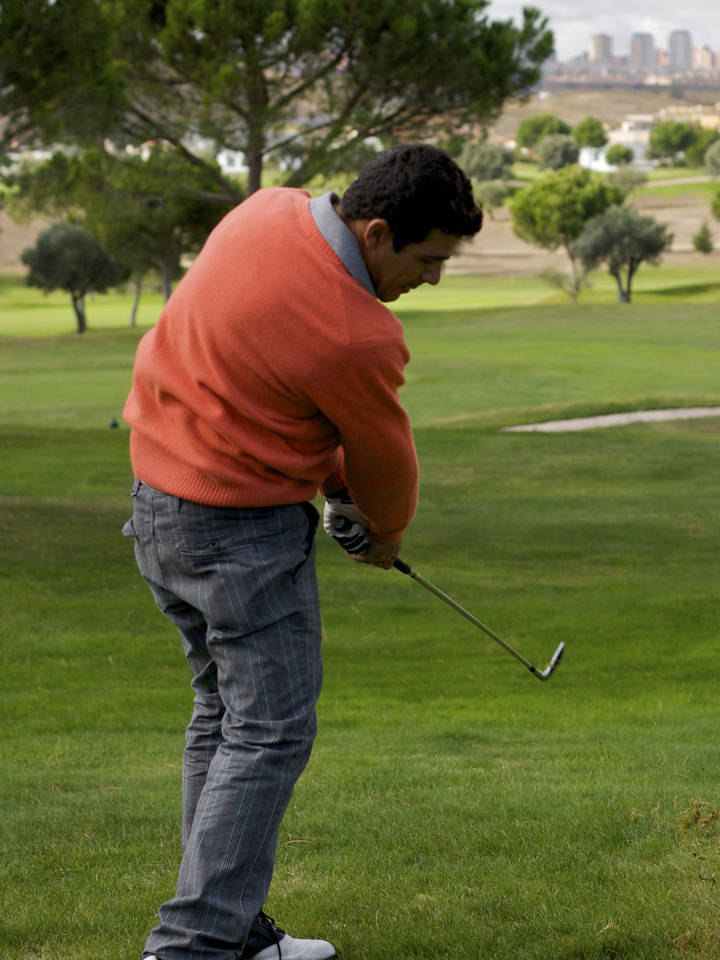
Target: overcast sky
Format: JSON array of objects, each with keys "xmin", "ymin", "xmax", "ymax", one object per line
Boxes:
[{"xmin": 487, "ymin": 0, "xmax": 720, "ymax": 62}]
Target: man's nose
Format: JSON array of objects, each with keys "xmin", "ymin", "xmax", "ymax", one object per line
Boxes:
[{"xmin": 421, "ymin": 263, "xmax": 442, "ymax": 285}]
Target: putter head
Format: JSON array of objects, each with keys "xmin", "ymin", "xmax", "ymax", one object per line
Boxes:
[{"xmin": 536, "ymin": 641, "xmax": 565, "ymax": 681}]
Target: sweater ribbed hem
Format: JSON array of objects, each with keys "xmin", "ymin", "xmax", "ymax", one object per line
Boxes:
[{"xmin": 129, "ymin": 432, "xmax": 319, "ymax": 508}]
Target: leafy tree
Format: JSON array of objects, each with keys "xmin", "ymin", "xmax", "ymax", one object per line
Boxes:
[
  {"xmin": 0, "ymin": 0, "xmax": 124, "ymax": 147},
  {"xmin": 457, "ymin": 141, "xmax": 515, "ymax": 182},
  {"xmin": 606, "ymin": 167, "xmax": 647, "ymax": 196},
  {"xmin": 692, "ymin": 222, "xmax": 713, "ymax": 254},
  {"xmin": 515, "ymin": 114, "xmax": 571, "ymax": 150},
  {"xmin": 540, "ymin": 267, "xmax": 590, "ymax": 300},
  {"xmin": 605, "ymin": 144, "xmax": 634, "ymax": 166},
  {"xmin": 712, "ymin": 188, "xmax": 720, "ymax": 222},
  {"xmin": 473, "ymin": 180, "xmax": 509, "ymax": 218},
  {"xmin": 573, "ymin": 117, "xmax": 607, "ymax": 148},
  {"xmin": 571, "ymin": 205, "xmax": 673, "ymax": 303},
  {"xmin": 685, "ymin": 129, "xmax": 720, "ymax": 167},
  {"xmin": 21, "ymin": 223, "xmax": 127, "ymax": 332},
  {"xmin": 11, "ymin": 147, "xmax": 231, "ymax": 318},
  {"xmin": 436, "ymin": 133, "xmax": 468, "ymax": 160},
  {"xmin": 647, "ymin": 121, "xmax": 696, "ymax": 165},
  {"xmin": 537, "ymin": 134, "xmax": 579, "ymax": 170},
  {"xmin": 0, "ymin": 0, "xmax": 554, "ymax": 198},
  {"xmin": 510, "ymin": 166, "xmax": 623, "ymax": 297},
  {"xmin": 705, "ymin": 140, "xmax": 720, "ymax": 178},
  {"xmin": 78, "ymin": 148, "xmax": 231, "ymax": 309}
]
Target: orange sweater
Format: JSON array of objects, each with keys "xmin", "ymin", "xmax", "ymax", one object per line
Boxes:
[{"xmin": 123, "ymin": 188, "xmax": 418, "ymax": 543}]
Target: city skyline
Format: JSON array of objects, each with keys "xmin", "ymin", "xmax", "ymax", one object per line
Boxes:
[
  {"xmin": 486, "ymin": 0, "xmax": 719, "ymax": 63},
  {"xmin": 583, "ymin": 29, "xmax": 716, "ymax": 72}
]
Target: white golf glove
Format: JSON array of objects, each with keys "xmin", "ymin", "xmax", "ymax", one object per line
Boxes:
[{"xmin": 323, "ymin": 487, "xmax": 369, "ymax": 555}]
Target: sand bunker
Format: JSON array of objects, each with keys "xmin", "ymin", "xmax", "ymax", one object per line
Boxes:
[{"xmin": 503, "ymin": 407, "xmax": 720, "ymax": 433}]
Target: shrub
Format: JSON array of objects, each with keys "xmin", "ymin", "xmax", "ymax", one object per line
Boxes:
[
  {"xmin": 537, "ymin": 134, "xmax": 579, "ymax": 171},
  {"xmin": 516, "ymin": 114, "xmax": 571, "ymax": 149},
  {"xmin": 705, "ymin": 140, "xmax": 720, "ymax": 178},
  {"xmin": 692, "ymin": 222, "xmax": 713, "ymax": 254},
  {"xmin": 605, "ymin": 145, "xmax": 634, "ymax": 166}
]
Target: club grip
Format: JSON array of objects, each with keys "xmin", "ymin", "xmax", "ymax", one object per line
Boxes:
[{"xmin": 393, "ymin": 558, "xmax": 412, "ymax": 575}]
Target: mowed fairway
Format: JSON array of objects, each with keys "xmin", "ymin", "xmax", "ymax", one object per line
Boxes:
[{"xmin": 1, "ymin": 278, "xmax": 719, "ymax": 960}]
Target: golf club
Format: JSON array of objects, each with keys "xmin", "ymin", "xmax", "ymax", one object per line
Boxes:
[
  {"xmin": 393, "ymin": 558, "xmax": 565, "ymax": 682},
  {"xmin": 327, "ymin": 512, "xmax": 564, "ymax": 681}
]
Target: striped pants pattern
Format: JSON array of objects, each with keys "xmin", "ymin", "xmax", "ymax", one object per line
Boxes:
[{"xmin": 123, "ymin": 481, "xmax": 322, "ymax": 960}]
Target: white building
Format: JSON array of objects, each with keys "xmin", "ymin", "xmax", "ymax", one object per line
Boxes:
[
  {"xmin": 216, "ymin": 149, "xmax": 248, "ymax": 176},
  {"xmin": 607, "ymin": 115, "xmax": 656, "ymax": 168},
  {"xmin": 578, "ymin": 146, "xmax": 615, "ymax": 173},
  {"xmin": 578, "ymin": 115, "xmax": 657, "ymax": 172}
]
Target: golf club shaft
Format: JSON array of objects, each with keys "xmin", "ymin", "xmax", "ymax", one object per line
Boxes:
[{"xmin": 393, "ymin": 558, "xmax": 554, "ymax": 679}]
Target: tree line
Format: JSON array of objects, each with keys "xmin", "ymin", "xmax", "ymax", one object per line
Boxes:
[
  {"xmin": 514, "ymin": 112, "xmax": 720, "ymax": 171},
  {"xmin": 1, "ymin": 0, "xmax": 555, "ymax": 331},
  {"xmin": 2, "ymin": 1, "xmax": 719, "ymax": 326},
  {"xmin": 496, "ymin": 112, "xmax": 720, "ymax": 302}
]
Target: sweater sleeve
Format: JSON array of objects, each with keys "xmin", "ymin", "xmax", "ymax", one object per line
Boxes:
[
  {"xmin": 319, "ymin": 447, "xmax": 347, "ymax": 498},
  {"xmin": 308, "ymin": 338, "xmax": 418, "ymax": 542}
]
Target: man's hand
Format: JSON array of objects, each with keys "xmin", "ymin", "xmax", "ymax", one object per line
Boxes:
[
  {"xmin": 351, "ymin": 537, "xmax": 401, "ymax": 570},
  {"xmin": 323, "ymin": 488, "xmax": 369, "ymax": 555},
  {"xmin": 323, "ymin": 488, "xmax": 401, "ymax": 568}
]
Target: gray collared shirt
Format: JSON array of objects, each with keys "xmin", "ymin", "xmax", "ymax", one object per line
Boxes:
[{"xmin": 309, "ymin": 191, "xmax": 377, "ymax": 298}]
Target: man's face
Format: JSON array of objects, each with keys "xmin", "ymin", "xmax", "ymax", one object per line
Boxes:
[{"xmin": 365, "ymin": 226, "xmax": 461, "ymax": 303}]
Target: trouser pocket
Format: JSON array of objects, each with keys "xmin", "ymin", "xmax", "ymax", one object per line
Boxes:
[
  {"xmin": 291, "ymin": 501, "xmax": 319, "ymax": 578},
  {"xmin": 121, "ymin": 479, "xmax": 143, "ymax": 538}
]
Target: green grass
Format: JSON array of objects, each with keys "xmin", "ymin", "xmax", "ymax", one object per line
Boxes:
[
  {"xmin": 635, "ymin": 180, "xmax": 718, "ymax": 202},
  {"xmin": 2, "ymin": 279, "xmax": 720, "ymax": 959},
  {"xmin": 644, "ymin": 166, "xmax": 706, "ymax": 181},
  {"xmin": 508, "ymin": 161, "xmax": 718, "ymax": 205},
  {"xmin": 3, "ymin": 260, "xmax": 720, "ymax": 341},
  {"xmin": 0, "ymin": 273, "xmax": 166, "ymax": 337},
  {"xmin": 395, "ymin": 301, "xmax": 720, "ymax": 430},
  {"xmin": 511, "ymin": 161, "xmax": 542, "ymax": 181}
]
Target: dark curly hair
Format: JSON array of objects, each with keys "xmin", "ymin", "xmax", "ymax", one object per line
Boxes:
[{"xmin": 341, "ymin": 144, "xmax": 483, "ymax": 251}]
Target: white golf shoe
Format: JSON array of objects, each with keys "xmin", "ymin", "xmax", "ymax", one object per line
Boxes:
[
  {"xmin": 241, "ymin": 913, "xmax": 336, "ymax": 960},
  {"xmin": 143, "ymin": 913, "xmax": 337, "ymax": 960},
  {"xmin": 244, "ymin": 932, "xmax": 337, "ymax": 959}
]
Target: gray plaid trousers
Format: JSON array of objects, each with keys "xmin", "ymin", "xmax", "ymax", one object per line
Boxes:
[{"xmin": 123, "ymin": 480, "xmax": 322, "ymax": 960}]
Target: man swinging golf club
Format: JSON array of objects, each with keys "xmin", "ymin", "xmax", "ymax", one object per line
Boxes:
[{"xmin": 122, "ymin": 144, "xmax": 482, "ymax": 960}]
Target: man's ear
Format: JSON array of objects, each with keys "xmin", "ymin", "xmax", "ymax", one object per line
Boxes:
[{"xmin": 364, "ymin": 218, "xmax": 392, "ymax": 250}]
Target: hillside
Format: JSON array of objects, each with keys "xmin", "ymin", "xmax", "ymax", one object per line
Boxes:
[
  {"xmin": 488, "ymin": 85, "xmax": 720, "ymax": 139},
  {"xmin": 3, "ymin": 83, "xmax": 719, "ymax": 277}
]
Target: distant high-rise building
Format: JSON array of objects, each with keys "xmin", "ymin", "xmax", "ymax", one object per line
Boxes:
[
  {"xmin": 630, "ymin": 33, "xmax": 655, "ymax": 72},
  {"xmin": 589, "ymin": 34, "xmax": 613, "ymax": 63},
  {"xmin": 669, "ymin": 30, "xmax": 692, "ymax": 71},
  {"xmin": 692, "ymin": 45, "xmax": 714, "ymax": 71}
]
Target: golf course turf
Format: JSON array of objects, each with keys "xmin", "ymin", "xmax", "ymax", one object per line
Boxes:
[{"xmin": 1, "ymin": 274, "xmax": 719, "ymax": 959}]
